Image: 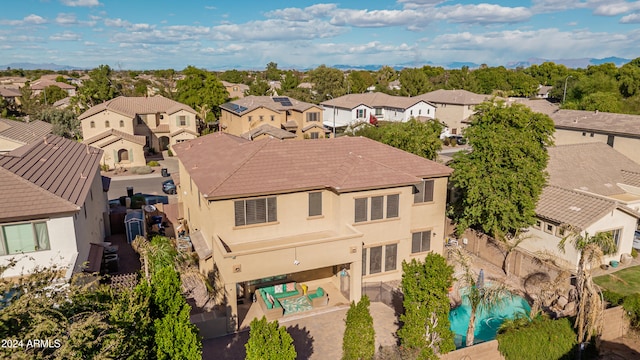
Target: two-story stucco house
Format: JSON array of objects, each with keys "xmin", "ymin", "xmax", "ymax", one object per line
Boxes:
[
  {"xmin": 172, "ymin": 133, "xmax": 452, "ymax": 331},
  {"xmin": 221, "ymin": 81, "xmax": 249, "ymax": 99},
  {"xmin": 79, "ymin": 95, "xmax": 198, "ymax": 168},
  {"xmin": 415, "ymin": 89, "xmax": 490, "ymax": 136},
  {"xmin": 521, "ymin": 143, "xmax": 640, "ymax": 270},
  {"xmin": 320, "ymin": 92, "xmax": 436, "ymax": 129},
  {"xmin": 219, "ymin": 96, "xmax": 327, "ymax": 140},
  {"xmin": 0, "ymin": 135, "xmax": 110, "ymax": 279}
]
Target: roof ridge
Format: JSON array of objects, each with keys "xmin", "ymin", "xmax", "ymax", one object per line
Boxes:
[{"xmin": 205, "ymin": 137, "xmax": 273, "ymax": 195}]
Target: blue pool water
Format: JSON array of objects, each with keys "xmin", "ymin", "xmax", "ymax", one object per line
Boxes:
[{"xmin": 449, "ymin": 292, "xmax": 531, "ymax": 348}]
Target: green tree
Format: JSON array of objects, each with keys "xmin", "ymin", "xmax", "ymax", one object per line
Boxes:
[
  {"xmin": 18, "ymin": 85, "xmax": 41, "ymax": 117},
  {"xmin": 399, "ymin": 68, "xmax": 432, "ymax": 96},
  {"xmin": 75, "ymin": 64, "xmax": 120, "ymax": 108},
  {"xmin": 449, "ymin": 101, "xmax": 555, "ymax": 238},
  {"xmin": 35, "ymin": 108, "xmax": 80, "ymax": 139},
  {"xmin": 398, "ymin": 254, "xmax": 455, "ymax": 359},
  {"xmin": 348, "ymin": 70, "xmax": 375, "ymax": 93},
  {"xmin": 175, "ymin": 65, "xmax": 228, "ymax": 116},
  {"xmin": 342, "ymin": 295, "xmax": 375, "ymax": 360},
  {"xmin": 245, "ymin": 316, "xmax": 296, "ymax": 360},
  {"xmin": 265, "ymin": 62, "xmax": 281, "ymax": 81},
  {"xmin": 280, "ymin": 70, "xmax": 300, "ymax": 91},
  {"xmin": 219, "ymin": 69, "xmax": 247, "ymax": 84},
  {"xmin": 618, "ymin": 57, "xmax": 640, "ymax": 97},
  {"xmin": 246, "ymin": 78, "xmax": 273, "ymax": 96},
  {"xmin": 354, "ymin": 119, "xmax": 443, "ymax": 160},
  {"xmin": 310, "ymin": 65, "xmax": 347, "ymax": 101},
  {"xmin": 580, "ymin": 91, "xmax": 623, "ymax": 112},
  {"xmin": 559, "ymin": 230, "xmax": 617, "ymax": 345},
  {"xmin": 40, "ymin": 85, "xmax": 69, "ymax": 105}
]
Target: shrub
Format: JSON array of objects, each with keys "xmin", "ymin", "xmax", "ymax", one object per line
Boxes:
[
  {"xmin": 130, "ymin": 194, "xmax": 146, "ymax": 209},
  {"xmin": 167, "ymin": 148, "xmax": 173, "ymax": 157},
  {"xmin": 632, "ymin": 248, "xmax": 638, "ymax": 258},
  {"xmin": 497, "ymin": 316, "xmax": 576, "ymax": 360},
  {"xmin": 147, "ymin": 161, "xmax": 160, "ymax": 167},
  {"xmin": 130, "ymin": 166, "xmax": 153, "ymax": 175},
  {"xmin": 245, "ymin": 317, "xmax": 296, "ymax": 360},
  {"xmin": 602, "ymin": 290, "xmax": 625, "ymax": 307},
  {"xmin": 100, "ymin": 163, "xmax": 110, "ymax": 171},
  {"xmin": 442, "ymin": 137, "xmax": 450, "ymax": 146},
  {"xmin": 343, "ymin": 295, "xmax": 375, "ymax": 360},
  {"xmin": 623, "ymin": 294, "xmax": 640, "ymax": 328}
]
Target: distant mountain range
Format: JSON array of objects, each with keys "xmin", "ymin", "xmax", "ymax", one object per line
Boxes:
[{"xmin": 1, "ymin": 57, "xmax": 633, "ymax": 72}]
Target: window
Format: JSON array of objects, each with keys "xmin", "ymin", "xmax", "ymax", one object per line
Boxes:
[
  {"xmin": 354, "ymin": 194, "xmax": 400, "ymax": 223},
  {"xmin": 427, "ymin": 109, "xmax": 430, "ymax": 115},
  {"xmin": 385, "ymin": 244, "xmax": 397, "ymax": 271},
  {"xmin": 90, "ymin": 121, "xmax": 95, "ymax": 128},
  {"xmin": 590, "ymin": 132, "xmax": 595, "ymax": 137},
  {"xmin": 369, "ymin": 246, "xmax": 382, "ymax": 274},
  {"xmin": 179, "ymin": 115, "xmax": 187, "ymax": 126},
  {"xmin": 308, "ymin": 192, "xmax": 322, "ymax": 217},
  {"xmin": 414, "ymin": 180, "xmax": 434, "ymax": 203},
  {"xmin": 357, "ymin": 109, "xmax": 366, "ymax": 118},
  {"xmin": 545, "ymin": 223, "xmax": 555, "ymax": 234},
  {"xmin": 533, "ymin": 220, "xmax": 542, "ymax": 229},
  {"xmin": 234, "ymin": 197, "xmax": 277, "ymax": 226},
  {"xmin": 306, "ymin": 112, "xmax": 319, "ymax": 122},
  {"xmin": 310, "ymin": 132, "xmax": 319, "ymax": 139},
  {"xmin": 119, "ymin": 120, "xmax": 124, "ymax": 128},
  {"xmin": 556, "ymin": 226, "xmax": 565, "ymax": 237},
  {"xmin": 0, "ymin": 222, "xmax": 50, "ymax": 255},
  {"xmin": 375, "ymin": 108, "xmax": 382, "ymax": 116},
  {"xmin": 270, "ymin": 115, "xmax": 275, "ymax": 121},
  {"xmin": 386, "ymin": 194, "xmax": 399, "ymax": 218},
  {"xmin": 259, "ymin": 115, "xmax": 264, "ymax": 121},
  {"xmin": 611, "ymin": 229, "xmax": 621, "ymax": 248},
  {"xmin": 248, "ymin": 116, "xmax": 253, "ymax": 122},
  {"xmin": 410, "ymin": 110, "xmax": 413, "ymax": 116},
  {"xmin": 105, "ymin": 120, "xmax": 110, "ymax": 128},
  {"xmin": 582, "ymin": 132, "xmax": 586, "ymax": 136},
  {"xmin": 411, "ymin": 231, "xmax": 431, "ymax": 253}
]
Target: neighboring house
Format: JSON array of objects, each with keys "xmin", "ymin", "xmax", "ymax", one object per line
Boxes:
[
  {"xmin": 30, "ymin": 79, "xmax": 76, "ymax": 97},
  {"xmin": 79, "ymin": 95, "xmax": 198, "ymax": 168},
  {"xmin": 0, "ymin": 135, "xmax": 109, "ymax": 278},
  {"xmin": 549, "ymin": 109, "xmax": 640, "ymax": 165},
  {"xmin": 320, "ymin": 92, "xmax": 436, "ymax": 129},
  {"xmin": 52, "ymin": 96, "xmax": 72, "ymax": 110},
  {"xmin": 536, "ymin": 85, "xmax": 553, "ymax": 99},
  {"xmin": 219, "ymin": 95, "xmax": 328, "ymax": 140},
  {"xmin": 415, "ymin": 89, "xmax": 490, "ymax": 135},
  {"xmin": 388, "ymin": 80, "xmax": 401, "ymax": 91},
  {"xmin": 0, "ymin": 118, "xmax": 53, "ymax": 154},
  {"xmin": 520, "ymin": 143, "xmax": 640, "ymax": 270},
  {"xmin": 172, "ymin": 132, "xmax": 452, "ymax": 331},
  {"xmin": 0, "ymin": 77, "xmax": 28, "ymax": 89},
  {"xmin": 0, "ymin": 87, "xmax": 22, "ymax": 106},
  {"xmin": 221, "ymin": 81, "xmax": 249, "ymax": 99}
]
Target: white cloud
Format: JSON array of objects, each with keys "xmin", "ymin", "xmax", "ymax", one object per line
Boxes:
[
  {"xmin": 56, "ymin": 13, "xmax": 77, "ymax": 25},
  {"xmin": 111, "ymin": 25, "xmax": 210, "ymax": 45},
  {"xmin": 329, "ymin": 9, "xmax": 424, "ymax": 28},
  {"xmin": 211, "ymin": 19, "xmax": 345, "ymax": 41},
  {"xmin": 104, "ymin": 18, "xmax": 154, "ymax": 31},
  {"xmin": 60, "ymin": 0, "xmax": 101, "ymax": 7},
  {"xmin": 49, "ymin": 31, "xmax": 81, "ymax": 41},
  {"xmin": 266, "ymin": 4, "xmax": 337, "ymax": 21},
  {"xmin": 620, "ymin": 13, "xmax": 640, "ymax": 23},
  {"xmin": 593, "ymin": 1, "xmax": 640, "ymax": 16},
  {"xmin": 84, "ymin": 41, "xmax": 96, "ymax": 46},
  {"xmin": 0, "ymin": 14, "xmax": 47, "ymax": 26},
  {"xmin": 436, "ymin": 4, "xmax": 532, "ymax": 24}
]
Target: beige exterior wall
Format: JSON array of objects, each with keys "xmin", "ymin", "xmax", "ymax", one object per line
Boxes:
[
  {"xmin": 554, "ymin": 129, "xmax": 640, "ymax": 165},
  {"xmin": 170, "ymin": 131, "xmax": 197, "ymax": 146},
  {"xmin": 0, "ymin": 138, "xmax": 23, "ymax": 153},
  {"xmin": 220, "ymin": 106, "xmax": 326, "ymax": 139},
  {"xmin": 168, "ymin": 109, "xmax": 197, "ymax": 135},
  {"xmin": 433, "ymin": 104, "xmax": 476, "ymax": 134},
  {"xmin": 81, "ymin": 111, "xmax": 133, "ymax": 140},
  {"xmin": 93, "ymin": 138, "xmax": 146, "ymax": 169},
  {"xmin": 521, "ymin": 209, "xmax": 637, "ymax": 270},
  {"xmin": 612, "ymin": 136, "xmax": 640, "ymax": 165}
]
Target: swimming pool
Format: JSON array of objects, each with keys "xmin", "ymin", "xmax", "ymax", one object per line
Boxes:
[{"xmin": 449, "ymin": 291, "xmax": 531, "ymax": 348}]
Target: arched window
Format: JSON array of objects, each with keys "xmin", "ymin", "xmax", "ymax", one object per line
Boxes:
[
  {"xmin": 117, "ymin": 149, "xmax": 129, "ymax": 162},
  {"xmin": 119, "ymin": 120, "xmax": 124, "ymax": 128},
  {"xmin": 105, "ymin": 121, "xmax": 110, "ymax": 128},
  {"xmin": 90, "ymin": 121, "xmax": 95, "ymax": 128}
]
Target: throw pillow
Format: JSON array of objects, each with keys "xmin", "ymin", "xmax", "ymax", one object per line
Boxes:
[
  {"xmin": 274, "ymin": 284, "xmax": 283, "ymax": 294},
  {"xmin": 286, "ymin": 282, "xmax": 295, "ymax": 292},
  {"xmin": 267, "ymin": 293, "xmax": 275, "ymax": 307}
]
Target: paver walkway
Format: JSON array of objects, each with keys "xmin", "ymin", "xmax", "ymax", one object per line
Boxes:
[{"xmin": 202, "ymin": 302, "xmax": 399, "ymax": 359}]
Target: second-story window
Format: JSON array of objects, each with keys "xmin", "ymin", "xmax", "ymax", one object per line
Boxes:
[
  {"xmin": 308, "ymin": 192, "xmax": 322, "ymax": 217},
  {"xmin": 248, "ymin": 116, "xmax": 253, "ymax": 122},
  {"xmin": 355, "ymin": 194, "xmax": 400, "ymax": 223},
  {"xmin": 105, "ymin": 120, "xmax": 110, "ymax": 128},
  {"xmin": 90, "ymin": 121, "xmax": 95, "ymax": 128},
  {"xmin": 414, "ymin": 180, "xmax": 434, "ymax": 204},
  {"xmin": 119, "ymin": 120, "xmax": 124, "ymax": 128},
  {"xmin": 179, "ymin": 115, "xmax": 187, "ymax": 126},
  {"xmin": 306, "ymin": 112, "xmax": 319, "ymax": 122},
  {"xmin": 234, "ymin": 197, "xmax": 277, "ymax": 226},
  {"xmin": 411, "ymin": 231, "xmax": 431, "ymax": 253}
]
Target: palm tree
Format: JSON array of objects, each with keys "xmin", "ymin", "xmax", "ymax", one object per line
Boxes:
[
  {"xmin": 493, "ymin": 228, "xmax": 534, "ymax": 275},
  {"xmin": 451, "ymin": 249, "xmax": 511, "ymax": 347},
  {"xmin": 558, "ymin": 229, "xmax": 616, "ymax": 346}
]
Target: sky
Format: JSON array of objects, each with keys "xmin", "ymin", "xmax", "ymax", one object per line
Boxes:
[{"xmin": 1, "ymin": 0, "xmax": 639, "ymax": 70}]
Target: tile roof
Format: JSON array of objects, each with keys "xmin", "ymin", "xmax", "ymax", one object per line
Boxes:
[
  {"xmin": 240, "ymin": 124, "xmax": 296, "ymax": 140},
  {"xmin": 78, "ymin": 95, "xmax": 196, "ymax": 120},
  {"xmin": 173, "ymin": 133, "xmax": 452, "ymax": 199},
  {"xmin": 551, "ymin": 109, "xmax": 640, "ymax": 138},
  {"xmin": 0, "ymin": 87, "xmax": 21, "ymax": 97},
  {"xmin": 509, "ymin": 98, "xmax": 559, "ymax": 115},
  {"xmin": 30, "ymin": 79, "xmax": 75, "ymax": 90},
  {"xmin": 535, "ymin": 186, "xmax": 637, "ymax": 230},
  {"xmin": 320, "ymin": 92, "xmax": 432, "ymax": 110},
  {"xmin": 0, "ymin": 134, "xmax": 103, "ymax": 206},
  {"xmin": 0, "ymin": 166, "xmax": 78, "ymax": 222},
  {"xmin": 547, "ymin": 143, "xmax": 640, "ymax": 196},
  {"xmin": 415, "ymin": 89, "xmax": 490, "ymax": 105},
  {"xmin": 220, "ymin": 95, "xmax": 319, "ymax": 115},
  {"xmin": 0, "ymin": 118, "xmax": 53, "ymax": 145},
  {"xmin": 82, "ymin": 128, "xmax": 146, "ymax": 146}
]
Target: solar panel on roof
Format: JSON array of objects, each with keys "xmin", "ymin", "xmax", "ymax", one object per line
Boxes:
[
  {"xmin": 273, "ymin": 97, "xmax": 288, "ymax": 103},
  {"xmin": 280, "ymin": 100, "xmax": 292, "ymax": 106}
]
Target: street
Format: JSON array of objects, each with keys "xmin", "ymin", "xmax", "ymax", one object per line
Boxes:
[{"xmin": 107, "ymin": 175, "xmax": 175, "ymax": 201}]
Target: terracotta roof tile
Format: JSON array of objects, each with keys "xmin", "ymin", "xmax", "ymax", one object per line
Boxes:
[
  {"xmin": 0, "ymin": 118, "xmax": 53, "ymax": 145},
  {"xmin": 173, "ymin": 133, "xmax": 452, "ymax": 199},
  {"xmin": 220, "ymin": 95, "xmax": 320, "ymax": 115},
  {"xmin": 240, "ymin": 124, "xmax": 296, "ymax": 140},
  {"xmin": 415, "ymin": 89, "xmax": 490, "ymax": 105},
  {"xmin": 0, "ymin": 135, "xmax": 103, "ymax": 206},
  {"xmin": 547, "ymin": 143, "xmax": 640, "ymax": 196},
  {"xmin": 30, "ymin": 79, "xmax": 75, "ymax": 90},
  {"xmin": 78, "ymin": 95, "xmax": 196, "ymax": 120}
]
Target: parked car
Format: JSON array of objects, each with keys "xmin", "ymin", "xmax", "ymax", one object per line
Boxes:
[
  {"xmin": 449, "ymin": 135, "xmax": 467, "ymax": 145},
  {"xmin": 162, "ymin": 179, "xmax": 176, "ymax": 194},
  {"xmin": 633, "ymin": 230, "xmax": 640, "ymax": 250}
]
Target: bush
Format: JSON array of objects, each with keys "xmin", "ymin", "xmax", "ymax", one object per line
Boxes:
[
  {"xmin": 130, "ymin": 166, "xmax": 153, "ymax": 175},
  {"xmin": 147, "ymin": 161, "xmax": 160, "ymax": 167},
  {"xmin": 623, "ymin": 294, "xmax": 640, "ymax": 328},
  {"xmin": 442, "ymin": 137, "xmax": 450, "ymax": 146},
  {"xmin": 343, "ymin": 296, "xmax": 375, "ymax": 360},
  {"xmin": 100, "ymin": 163, "xmax": 110, "ymax": 171},
  {"xmin": 245, "ymin": 317, "xmax": 296, "ymax": 360},
  {"xmin": 497, "ymin": 316, "xmax": 576, "ymax": 360},
  {"xmin": 602, "ymin": 290, "xmax": 625, "ymax": 307},
  {"xmin": 167, "ymin": 148, "xmax": 173, "ymax": 157},
  {"xmin": 632, "ymin": 248, "xmax": 638, "ymax": 258},
  {"xmin": 130, "ymin": 194, "xmax": 146, "ymax": 209}
]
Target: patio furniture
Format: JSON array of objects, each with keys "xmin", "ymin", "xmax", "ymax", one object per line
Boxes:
[
  {"xmin": 255, "ymin": 282, "xmax": 303, "ymax": 320},
  {"xmin": 307, "ymin": 287, "xmax": 329, "ymax": 307}
]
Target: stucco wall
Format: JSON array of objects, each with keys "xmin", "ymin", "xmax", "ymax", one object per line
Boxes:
[
  {"xmin": 81, "ymin": 111, "xmax": 133, "ymax": 140},
  {"xmin": 0, "ymin": 138, "xmax": 23, "ymax": 153},
  {"xmin": 612, "ymin": 136, "xmax": 640, "ymax": 165},
  {"xmin": 97, "ymin": 139, "xmax": 146, "ymax": 169},
  {"xmin": 553, "ymin": 128, "xmax": 609, "ymax": 146},
  {"xmin": 432, "ymin": 104, "xmax": 475, "ymax": 134}
]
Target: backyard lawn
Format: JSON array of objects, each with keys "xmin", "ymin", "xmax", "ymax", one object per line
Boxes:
[{"xmin": 594, "ymin": 265, "xmax": 640, "ymax": 296}]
